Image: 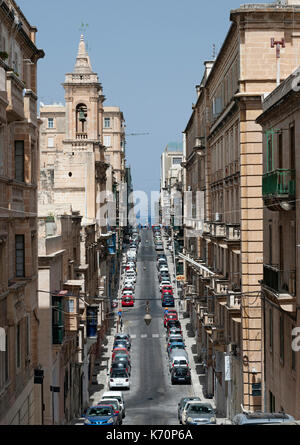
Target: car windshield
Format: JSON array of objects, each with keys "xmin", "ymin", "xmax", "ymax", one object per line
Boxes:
[
  {"xmin": 188, "ymin": 405, "xmax": 213, "ymax": 414},
  {"xmin": 175, "ymin": 368, "xmax": 188, "ymax": 375},
  {"xmin": 87, "ymin": 407, "xmax": 113, "ymax": 417},
  {"xmin": 171, "ymin": 344, "xmax": 185, "ymax": 349},
  {"xmin": 112, "ymin": 371, "xmax": 128, "ymax": 377}
]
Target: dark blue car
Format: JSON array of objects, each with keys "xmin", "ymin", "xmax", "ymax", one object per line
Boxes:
[
  {"xmin": 162, "ymin": 297, "xmax": 175, "ymax": 307},
  {"xmin": 84, "ymin": 405, "xmax": 117, "ymax": 425}
]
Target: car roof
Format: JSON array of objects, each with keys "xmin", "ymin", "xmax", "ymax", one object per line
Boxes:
[{"xmin": 102, "ymin": 391, "xmax": 124, "ymax": 398}]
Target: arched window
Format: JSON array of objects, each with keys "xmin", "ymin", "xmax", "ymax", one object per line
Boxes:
[{"xmin": 76, "ymin": 103, "xmax": 87, "ymax": 134}]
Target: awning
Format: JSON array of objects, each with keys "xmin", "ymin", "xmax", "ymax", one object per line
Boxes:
[
  {"xmin": 218, "ymin": 244, "xmax": 228, "ymax": 249},
  {"xmin": 232, "ymin": 317, "xmax": 241, "ymax": 324},
  {"xmin": 178, "ymin": 252, "xmax": 215, "ymax": 276},
  {"xmin": 232, "ymin": 249, "xmax": 241, "ymax": 255}
]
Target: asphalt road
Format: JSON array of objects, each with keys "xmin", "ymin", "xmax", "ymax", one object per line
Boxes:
[{"xmin": 122, "ymin": 229, "xmax": 194, "ymax": 425}]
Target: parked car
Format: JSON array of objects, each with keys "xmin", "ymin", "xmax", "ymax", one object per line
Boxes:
[
  {"xmin": 160, "ymin": 284, "xmax": 173, "ymax": 293},
  {"xmin": 110, "ymin": 361, "xmax": 131, "ymax": 376},
  {"xmin": 178, "ymin": 397, "xmax": 201, "ymax": 423},
  {"xmin": 109, "ymin": 370, "xmax": 130, "ymax": 390},
  {"xmin": 169, "ymin": 356, "xmax": 189, "ymax": 371},
  {"xmin": 113, "ymin": 340, "xmax": 129, "ymax": 350},
  {"xmin": 162, "ymin": 296, "xmax": 175, "ymax": 307},
  {"xmin": 182, "ymin": 402, "xmax": 216, "ymax": 425},
  {"xmin": 112, "ymin": 348, "xmax": 130, "ymax": 361},
  {"xmin": 101, "ymin": 391, "xmax": 126, "ymax": 418},
  {"xmin": 99, "ymin": 400, "xmax": 123, "ymax": 425},
  {"xmin": 84, "ymin": 405, "xmax": 117, "ymax": 425},
  {"xmin": 112, "ymin": 355, "xmax": 131, "ymax": 369},
  {"xmin": 114, "ymin": 333, "xmax": 131, "ymax": 348},
  {"xmin": 160, "ymin": 280, "xmax": 172, "ymax": 290},
  {"xmin": 164, "ymin": 313, "xmax": 178, "ymax": 326},
  {"xmin": 168, "ymin": 342, "xmax": 186, "ymax": 356},
  {"xmin": 232, "ymin": 412, "xmax": 295, "ymax": 425},
  {"xmin": 122, "ymin": 296, "xmax": 134, "ymax": 307},
  {"xmin": 171, "ymin": 366, "xmax": 191, "ymax": 385},
  {"xmin": 166, "ymin": 319, "xmax": 181, "ymax": 330}
]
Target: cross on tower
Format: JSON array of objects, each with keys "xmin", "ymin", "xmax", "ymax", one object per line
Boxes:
[{"xmin": 271, "ymin": 38, "xmax": 285, "ymax": 86}]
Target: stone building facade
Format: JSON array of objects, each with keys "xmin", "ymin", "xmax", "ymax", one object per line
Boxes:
[
  {"xmin": 181, "ymin": 2, "xmax": 300, "ymax": 419},
  {"xmin": 257, "ymin": 70, "xmax": 300, "ymax": 419},
  {"xmin": 0, "ymin": 0, "xmax": 44, "ymax": 424}
]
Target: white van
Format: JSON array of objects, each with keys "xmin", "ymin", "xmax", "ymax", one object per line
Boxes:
[
  {"xmin": 169, "ymin": 355, "xmax": 189, "ymax": 371},
  {"xmin": 101, "ymin": 391, "xmax": 126, "ymax": 418}
]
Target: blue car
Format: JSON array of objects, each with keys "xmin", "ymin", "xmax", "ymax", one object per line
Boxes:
[
  {"xmin": 84, "ymin": 405, "xmax": 117, "ymax": 425},
  {"xmin": 162, "ymin": 297, "xmax": 175, "ymax": 307},
  {"xmin": 168, "ymin": 342, "xmax": 186, "ymax": 356}
]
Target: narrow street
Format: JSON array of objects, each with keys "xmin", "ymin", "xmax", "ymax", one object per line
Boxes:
[{"xmin": 73, "ymin": 228, "xmax": 229, "ymax": 425}]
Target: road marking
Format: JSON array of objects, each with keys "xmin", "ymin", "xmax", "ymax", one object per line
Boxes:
[
  {"xmin": 141, "ymin": 334, "xmax": 147, "ymax": 338},
  {"xmin": 152, "ymin": 334, "xmax": 159, "ymax": 338},
  {"xmin": 130, "ymin": 334, "xmax": 137, "ymax": 339}
]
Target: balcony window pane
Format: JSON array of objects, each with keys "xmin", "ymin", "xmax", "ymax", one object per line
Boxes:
[
  {"xmin": 48, "ymin": 118, "xmax": 54, "ymax": 129},
  {"xmin": 15, "ymin": 141, "xmax": 24, "ymax": 182},
  {"xmin": 15, "ymin": 235, "xmax": 25, "ymax": 277}
]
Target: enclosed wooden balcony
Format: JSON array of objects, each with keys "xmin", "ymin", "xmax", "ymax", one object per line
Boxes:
[
  {"xmin": 263, "ymin": 264, "xmax": 296, "ymax": 312},
  {"xmin": 210, "ymin": 222, "xmax": 226, "ymax": 238},
  {"xmin": 6, "ymin": 71, "xmax": 25, "ymax": 122},
  {"xmin": 262, "ymin": 169, "xmax": 295, "ymax": 211},
  {"xmin": 24, "ymin": 89, "xmax": 37, "ymax": 126}
]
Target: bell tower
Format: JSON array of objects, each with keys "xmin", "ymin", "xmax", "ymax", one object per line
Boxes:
[
  {"xmin": 52, "ymin": 35, "xmax": 108, "ymax": 226},
  {"xmin": 63, "ymin": 35, "xmax": 105, "ymax": 141}
]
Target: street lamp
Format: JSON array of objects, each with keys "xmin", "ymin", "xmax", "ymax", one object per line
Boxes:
[{"xmin": 144, "ymin": 300, "xmax": 152, "ymax": 326}]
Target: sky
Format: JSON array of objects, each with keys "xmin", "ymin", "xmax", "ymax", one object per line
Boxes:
[{"xmin": 17, "ymin": 0, "xmax": 271, "ymax": 219}]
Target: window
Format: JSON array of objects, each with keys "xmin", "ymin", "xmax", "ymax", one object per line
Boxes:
[
  {"xmin": 267, "ymin": 135, "xmax": 273, "ymax": 172},
  {"xmin": 269, "ymin": 391, "xmax": 276, "ymax": 413},
  {"xmin": 0, "ymin": 329, "xmax": 9, "ymax": 389},
  {"xmin": 290, "ymin": 125, "xmax": 295, "ymax": 170},
  {"xmin": 269, "ymin": 308, "xmax": 273, "ymax": 350},
  {"xmin": 278, "ymin": 133, "xmax": 283, "ymax": 169},
  {"xmin": 15, "ymin": 141, "xmax": 24, "ymax": 182},
  {"xmin": 67, "ymin": 300, "xmax": 74, "ymax": 313},
  {"xmin": 48, "ymin": 118, "xmax": 54, "ymax": 129},
  {"xmin": 104, "ymin": 117, "xmax": 111, "ymax": 128},
  {"xmin": 103, "ymin": 135, "xmax": 111, "ymax": 147},
  {"xmin": 16, "ymin": 322, "xmax": 21, "ymax": 369},
  {"xmin": 279, "ymin": 316, "xmax": 284, "ymax": 363},
  {"xmin": 15, "ymin": 235, "xmax": 25, "ymax": 277},
  {"xmin": 25, "ymin": 315, "xmax": 30, "ymax": 360},
  {"xmin": 48, "ymin": 137, "xmax": 54, "ymax": 148},
  {"xmin": 269, "ymin": 225, "xmax": 272, "ymax": 265},
  {"xmin": 292, "ymin": 327, "xmax": 296, "ymax": 371},
  {"xmin": 172, "ymin": 157, "xmax": 182, "ymax": 165}
]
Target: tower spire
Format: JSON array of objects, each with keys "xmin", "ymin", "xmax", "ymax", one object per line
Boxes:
[{"xmin": 73, "ymin": 34, "xmax": 93, "ymax": 74}]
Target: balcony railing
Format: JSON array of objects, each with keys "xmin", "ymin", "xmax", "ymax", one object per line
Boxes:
[
  {"xmin": 263, "ymin": 264, "xmax": 296, "ymax": 295},
  {"xmin": 226, "ymin": 291, "xmax": 241, "ymax": 309},
  {"xmin": 76, "ymin": 133, "xmax": 88, "ymax": 140},
  {"xmin": 262, "ymin": 169, "xmax": 295, "ymax": 200},
  {"xmin": 6, "ymin": 71, "xmax": 25, "ymax": 122},
  {"xmin": 225, "ymin": 224, "xmax": 240, "ymax": 242},
  {"xmin": 210, "ymin": 222, "xmax": 226, "ymax": 238}
]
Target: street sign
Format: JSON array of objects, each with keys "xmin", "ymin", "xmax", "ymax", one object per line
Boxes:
[
  {"xmin": 224, "ymin": 355, "xmax": 231, "ymax": 381},
  {"xmin": 176, "ymin": 275, "xmax": 185, "ymax": 281}
]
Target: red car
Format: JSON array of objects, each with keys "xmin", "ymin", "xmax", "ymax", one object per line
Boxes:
[
  {"xmin": 122, "ymin": 296, "xmax": 134, "ymax": 307},
  {"xmin": 161, "ymin": 290, "xmax": 173, "ymax": 300},
  {"xmin": 164, "ymin": 313, "xmax": 178, "ymax": 327},
  {"xmin": 161, "ymin": 285, "xmax": 173, "ymax": 293},
  {"xmin": 112, "ymin": 348, "xmax": 130, "ymax": 361}
]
